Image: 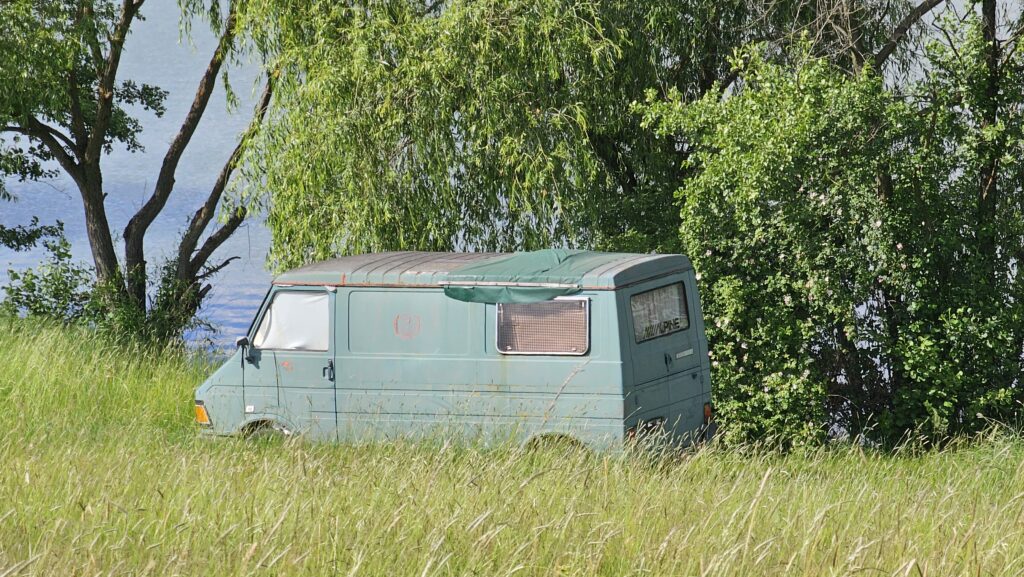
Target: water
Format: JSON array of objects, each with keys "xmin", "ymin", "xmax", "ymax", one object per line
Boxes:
[{"xmin": 1, "ymin": 3, "xmax": 272, "ymax": 344}]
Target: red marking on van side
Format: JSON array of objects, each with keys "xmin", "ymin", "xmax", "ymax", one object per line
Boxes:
[{"xmin": 393, "ymin": 314, "xmax": 421, "ymax": 340}]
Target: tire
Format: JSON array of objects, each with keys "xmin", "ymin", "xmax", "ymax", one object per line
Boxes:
[
  {"xmin": 244, "ymin": 420, "xmax": 293, "ymax": 442},
  {"xmin": 525, "ymin": 434, "xmax": 587, "ymax": 454}
]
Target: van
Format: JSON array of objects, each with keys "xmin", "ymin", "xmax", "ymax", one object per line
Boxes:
[{"xmin": 194, "ymin": 249, "xmax": 713, "ymax": 449}]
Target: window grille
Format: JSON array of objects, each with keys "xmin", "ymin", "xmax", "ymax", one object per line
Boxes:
[{"xmin": 497, "ymin": 298, "xmax": 589, "ymax": 355}]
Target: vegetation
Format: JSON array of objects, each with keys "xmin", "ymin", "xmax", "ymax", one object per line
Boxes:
[
  {"xmin": 4, "ymin": 0, "xmax": 1024, "ymax": 444},
  {"xmin": 241, "ymin": 0, "xmax": 1024, "ymax": 444},
  {"xmin": 641, "ymin": 6, "xmax": 1024, "ymax": 445},
  {"xmin": 0, "ymin": 0, "xmax": 270, "ymax": 340},
  {"xmin": 242, "ymin": 0, "xmax": 934, "ymax": 267},
  {"xmin": 3, "ymin": 317, "xmax": 1024, "ymax": 576},
  {"xmin": 6, "ymin": 5, "xmax": 1024, "ymax": 571}
]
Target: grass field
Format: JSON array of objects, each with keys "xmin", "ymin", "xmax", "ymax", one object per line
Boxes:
[{"xmin": 1, "ymin": 317, "xmax": 1024, "ymax": 576}]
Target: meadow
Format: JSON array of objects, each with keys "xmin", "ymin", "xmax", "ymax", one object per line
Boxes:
[{"xmin": 1, "ymin": 316, "xmax": 1023, "ymax": 576}]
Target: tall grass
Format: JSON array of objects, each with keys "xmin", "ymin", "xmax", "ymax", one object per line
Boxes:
[{"xmin": 1, "ymin": 316, "xmax": 1023, "ymax": 576}]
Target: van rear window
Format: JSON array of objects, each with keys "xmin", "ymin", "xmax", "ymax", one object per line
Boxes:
[
  {"xmin": 497, "ymin": 299, "xmax": 589, "ymax": 355},
  {"xmin": 630, "ymin": 283, "xmax": 689, "ymax": 343}
]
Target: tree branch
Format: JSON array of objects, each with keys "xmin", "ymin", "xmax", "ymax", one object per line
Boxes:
[
  {"xmin": 28, "ymin": 119, "xmax": 78, "ymax": 152},
  {"xmin": 1000, "ymin": 17, "xmax": 1024, "ymax": 66},
  {"xmin": 190, "ymin": 208, "xmax": 246, "ymax": 279},
  {"xmin": 7, "ymin": 118, "xmax": 84, "ymax": 187},
  {"xmin": 194, "ymin": 255, "xmax": 241, "ymax": 303},
  {"xmin": 83, "ymin": 0, "xmax": 142, "ymax": 165},
  {"xmin": 177, "ymin": 75, "xmax": 273, "ymax": 281},
  {"xmin": 198, "ymin": 256, "xmax": 240, "ymax": 281},
  {"xmin": 872, "ymin": 0, "xmax": 946, "ymax": 68},
  {"xmin": 67, "ymin": 70, "xmax": 89, "ymax": 152},
  {"xmin": 78, "ymin": 1, "xmax": 105, "ymax": 79},
  {"xmin": 123, "ymin": 2, "xmax": 236, "ymax": 302}
]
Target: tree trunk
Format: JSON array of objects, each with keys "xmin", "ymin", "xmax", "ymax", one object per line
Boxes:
[
  {"xmin": 978, "ymin": 0, "xmax": 1000, "ymax": 262},
  {"xmin": 122, "ymin": 9, "xmax": 237, "ymax": 310},
  {"xmin": 79, "ymin": 164, "xmax": 122, "ymax": 288},
  {"xmin": 148, "ymin": 75, "xmax": 272, "ymax": 340}
]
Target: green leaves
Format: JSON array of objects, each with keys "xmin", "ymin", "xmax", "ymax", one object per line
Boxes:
[
  {"xmin": 643, "ymin": 25, "xmax": 1024, "ymax": 445},
  {"xmin": 245, "ymin": 0, "xmax": 628, "ymax": 269},
  {"xmin": 239, "ymin": 0, "xmax": 785, "ymax": 268},
  {"xmin": 1, "ymin": 222, "xmax": 93, "ymax": 323},
  {"xmin": 229, "ymin": 0, "xmax": 1024, "ymax": 445}
]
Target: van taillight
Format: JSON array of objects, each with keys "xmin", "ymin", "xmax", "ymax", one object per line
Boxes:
[
  {"xmin": 703, "ymin": 402, "xmax": 713, "ymax": 424},
  {"xmin": 195, "ymin": 401, "xmax": 212, "ymax": 427}
]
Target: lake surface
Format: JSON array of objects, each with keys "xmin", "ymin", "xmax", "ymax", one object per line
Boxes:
[{"xmin": 1, "ymin": 3, "xmax": 272, "ymax": 344}]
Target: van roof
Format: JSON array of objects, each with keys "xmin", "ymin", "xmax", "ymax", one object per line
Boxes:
[{"xmin": 273, "ymin": 250, "xmax": 691, "ymax": 290}]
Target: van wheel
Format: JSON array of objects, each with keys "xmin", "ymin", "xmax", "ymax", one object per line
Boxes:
[
  {"xmin": 525, "ymin": 434, "xmax": 587, "ymax": 454},
  {"xmin": 244, "ymin": 420, "xmax": 292, "ymax": 442}
]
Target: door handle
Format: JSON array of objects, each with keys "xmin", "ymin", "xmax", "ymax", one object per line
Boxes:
[
  {"xmin": 323, "ymin": 359, "xmax": 335, "ymax": 382},
  {"xmin": 664, "ymin": 353, "xmax": 673, "ymax": 369}
]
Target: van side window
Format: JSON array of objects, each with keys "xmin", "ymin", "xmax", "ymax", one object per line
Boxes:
[
  {"xmin": 252, "ymin": 291, "xmax": 329, "ymax": 351},
  {"xmin": 630, "ymin": 283, "xmax": 689, "ymax": 343},
  {"xmin": 497, "ymin": 298, "xmax": 589, "ymax": 355}
]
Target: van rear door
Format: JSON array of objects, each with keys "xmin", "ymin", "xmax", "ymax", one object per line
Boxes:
[
  {"xmin": 624, "ymin": 278, "xmax": 701, "ymax": 385},
  {"xmin": 622, "ymin": 275, "xmax": 706, "ymax": 436},
  {"xmin": 618, "ymin": 274, "xmax": 708, "ymax": 438}
]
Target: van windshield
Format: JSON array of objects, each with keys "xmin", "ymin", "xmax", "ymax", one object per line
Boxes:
[{"xmin": 630, "ymin": 283, "xmax": 688, "ymax": 343}]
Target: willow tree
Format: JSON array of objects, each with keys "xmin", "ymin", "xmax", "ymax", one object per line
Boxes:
[
  {"xmin": 0, "ymin": 0, "xmax": 270, "ymax": 339},
  {"xmin": 242, "ymin": 0, "xmax": 929, "ymax": 271}
]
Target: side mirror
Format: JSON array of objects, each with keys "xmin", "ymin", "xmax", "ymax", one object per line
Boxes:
[{"xmin": 235, "ymin": 336, "xmax": 255, "ymax": 366}]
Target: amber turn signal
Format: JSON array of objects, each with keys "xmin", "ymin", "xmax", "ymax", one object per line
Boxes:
[{"xmin": 194, "ymin": 401, "xmax": 212, "ymax": 426}]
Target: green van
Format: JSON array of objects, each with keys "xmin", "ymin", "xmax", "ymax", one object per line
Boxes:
[{"xmin": 194, "ymin": 250, "xmax": 713, "ymax": 449}]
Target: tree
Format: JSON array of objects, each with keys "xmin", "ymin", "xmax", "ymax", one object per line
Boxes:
[
  {"xmin": 239, "ymin": 0, "xmax": 934, "ymax": 271},
  {"xmin": 641, "ymin": 1, "xmax": 1024, "ymax": 444},
  {"xmin": 0, "ymin": 0, "xmax": 271, "ymax": 339}
]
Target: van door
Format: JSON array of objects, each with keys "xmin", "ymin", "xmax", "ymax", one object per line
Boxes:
[
  {"xmin": 622, "ymin": 276, "xmax": 705, "ymax": 432},
  {"xmin": 243, "ymin": 292, "xmax": 279, "ymax": 424},
  {"xmin": 251, "ymin": 287, "xmax": 337, "ymax": 440}
]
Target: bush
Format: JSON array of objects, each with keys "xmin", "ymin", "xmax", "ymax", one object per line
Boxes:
[
  {"xmin": 1, "ymin": 222, "xmax": 93, "ymax": 322},
  {"xmin": 1, "ymin": 223, "xmax": 209, "ymax": 344},
  {"xmin": 641, "ymin": 30, "xmax": 1024, "ymax": 445}
]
